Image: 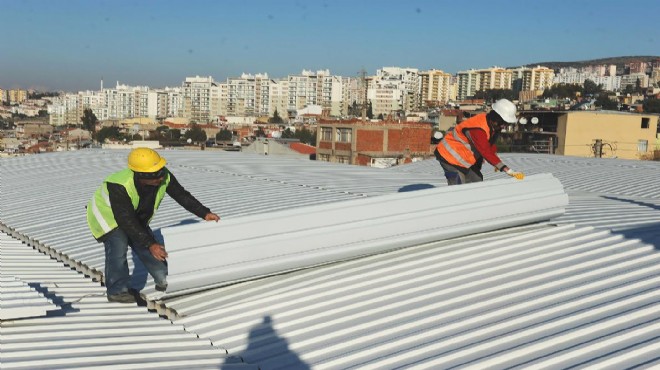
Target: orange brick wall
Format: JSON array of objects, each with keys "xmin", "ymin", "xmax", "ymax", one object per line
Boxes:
[
  {"xmin": 388, "ymin": 127, "xmax": 433, "ymax": 152},
  {"xmin": 356, "ymin": 130, "xmax": 384, "ymax": 151},
  {"xmin": 319, "ymin": 142, "xmax": 332, "ymax": 150},
  {"xmin": 356, "ymin": 154, "xmax": 371, "ymax": 166},
  {"xmin": 335, "ymin": 142, "xmax": 351, "ymax": 151}
]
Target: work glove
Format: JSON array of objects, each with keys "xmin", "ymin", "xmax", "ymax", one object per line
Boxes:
[{"xmin": 505, "ymin": 168, "xmax": 525, "ymax": 180}]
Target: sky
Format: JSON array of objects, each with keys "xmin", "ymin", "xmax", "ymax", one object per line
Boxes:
[{"xmin": 2, "ymin": 0, "xmax": 658, "ymax": 92}]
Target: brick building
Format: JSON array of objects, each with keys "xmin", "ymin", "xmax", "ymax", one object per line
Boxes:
[{"xmin": 316, "ymin": 119, "xmax": 434, "ymax": 167}]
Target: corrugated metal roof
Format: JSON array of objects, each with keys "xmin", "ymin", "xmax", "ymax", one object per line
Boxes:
[
  {"xmin": 0, "ymin": 232, "xmax": 256, "ymax": 369},
  {"xmin": 2, "ymin": 150, "xmax": 660, "ymax": 369}
]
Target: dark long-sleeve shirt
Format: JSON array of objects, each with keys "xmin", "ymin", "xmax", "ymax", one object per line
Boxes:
[{"xmin": 105, "ymin": 170, "xmax": 210, "ymax": 248}]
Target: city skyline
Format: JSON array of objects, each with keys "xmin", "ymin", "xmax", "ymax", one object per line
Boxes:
[{"xmin": 3, "ymin": 0, "xmax": 659, "ymax": 92}]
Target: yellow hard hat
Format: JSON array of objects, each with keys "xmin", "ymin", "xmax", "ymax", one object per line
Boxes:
[{"xmin": 127, "ymin": 148, "xmax": 167, "ymax": 173}]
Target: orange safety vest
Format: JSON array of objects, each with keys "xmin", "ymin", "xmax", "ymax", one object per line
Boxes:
[{"xmin": 436, "ymin": 113, "xmax": 492, "ymax": 168}]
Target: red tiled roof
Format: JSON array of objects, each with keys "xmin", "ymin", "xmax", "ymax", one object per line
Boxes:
[{"xmin": 289, "ymin": 142, "xmax": 316, "ymax": 155}]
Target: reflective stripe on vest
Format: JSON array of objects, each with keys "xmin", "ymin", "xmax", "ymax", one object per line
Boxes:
[
  {"xmin": 86, "ymin": 168, "xmax": 170, "ymax": 239},
  {"xmin": 436, "ymin": 113, "xmax": 491, "ymax": 168}
]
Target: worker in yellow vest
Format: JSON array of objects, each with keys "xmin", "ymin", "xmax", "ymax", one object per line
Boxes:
[
  {"xmin": 435, "ymin": 99, "xmax": 525, "ymax": 185},
  {"xmin": 87, "ymin": 148, "xmax": 219, "ymax": 303}
]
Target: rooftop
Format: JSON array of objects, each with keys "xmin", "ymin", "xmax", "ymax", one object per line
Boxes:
[{"xmin": 1, "ymin": 150, "xmax": 659, "ymax": 369}]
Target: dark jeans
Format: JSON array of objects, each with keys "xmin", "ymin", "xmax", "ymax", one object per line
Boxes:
[
  {"xmin": 103, "ymin": 228, "xmax": 167, "ymax": 295},
  {"xmin": 435, "ymin": 150, "xmax": 484, "ymax": 186}
]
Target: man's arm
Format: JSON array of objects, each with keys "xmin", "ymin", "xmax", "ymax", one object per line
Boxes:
[
  {"xmin": 466, "ymin": 128, "xmax": 508, "ymax": 171},
  {"xmin": 166, "ymin": 173, "xmax": 217, "ymax": 219},
  {"xmin": 107, "ymin": 183, "xmax": 157, "ymax": 248}
]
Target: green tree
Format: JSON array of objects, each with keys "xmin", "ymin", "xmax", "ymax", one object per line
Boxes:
[
  {"xmin": 643, "ymin": 98, "xmax": 660, "ymax": 113},
  {"xmin": 474, "ymin": 89, "xmax": 516, "ymax": 102},
  {"xmin": 268, "ymin": 109, "xmax": 284, "ymax": 124},
  {"xmin": 184, "ymin": 123, "xmax": 207, "ymax": 143},
  {"xmin": 80, "ymin": 108, "xmax": 98, "ymax": 133},
  {"xmin": 348, "ymin": 101, "xmax": 360, "ymax": 116},
  {"xmin": 170, "ymin": 129, "xmax": 181, "ymax": 140},
  {"xmin": 542, "ymin": 83, "xmax": 583, "ymax": 99},
  {"xmin": 294, "ymin": 127, "xmax": 316, "ymax": 145},
  {"xmin": 377, "ymin": 113, "xmax": 385, "ymax": 120},
  {"xmin": 635, "ymin": 78, "xmax": 643, "ymax": 94},
  {"xmin": 595, "ymin": 94, "xmax": 618, "ymax": 110},
  {"xmin": 366, "ymin": 101, "xmax": 373, "ymax": 119},
  {"xmin": 255, "ymin": 126, "xmax": 266, "ymax": 138},
  {"xmin": 281, "ymin": 128, "xmax": 295, "ymax": 139},
  {"xmin": 216, "ymin": 128, "xmax": 233, "ymax": 141},
  {"xmin": 96, "ymin": 126, "xmax": 123, "ymax": 143},
  {"xmin": 583, "ymin": 79, "xmax": 602, "ymax": 96}
]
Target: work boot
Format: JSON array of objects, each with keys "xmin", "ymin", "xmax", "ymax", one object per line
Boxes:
[
  {"xmin": 107, "ymin": 292, "xmax": 137, "ymax": 303},
  {"xmin": 155, "ymin": 283, "xmax": 168, "ymax": 292}
]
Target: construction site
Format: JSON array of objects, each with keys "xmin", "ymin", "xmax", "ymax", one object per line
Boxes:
[{"xmin": 1, "ymin": 149, "xmax": 660, "ymax": 369}]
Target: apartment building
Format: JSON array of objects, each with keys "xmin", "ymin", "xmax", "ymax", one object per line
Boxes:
[
  {"xmin": 419, "ymin": 69, "xmax": 452, "ymax": 107},
  {"xmin": 268, "ymin": 79, "xmax": 289, "ymax": 119},
  {"xmin": 8, "ymin": 89, "xmax": 28, "ymax": 104},
  {"xmin": 182, "ymin": 76, "xmax": 220, "ymax": 123},
  {"xmin": 223, "ymin": 73, "xmax": 270, "ymax": 117},
  {"xmin": 373, "ymin": 67, "xmax": 421, "ymax": 113},
  {"xmin": 516, "ymin": 66, "xmax": 554, "ymax": 91},
  {"xmin": 620, "ymin": 73, "xmax": 650, "ymax": 89},
  {"xmin": 553, "ymin": 68, "xmax": 621, "ymax": 91}
]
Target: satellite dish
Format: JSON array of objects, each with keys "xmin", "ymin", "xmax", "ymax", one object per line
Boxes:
[
  {"xmin": 531, "ymin": 117, "xmax": 539, "ymax": 124},
  {"xmin": 433, "ymin": 131, "xmax": 443, "ymax": 140},
  {"xmin": 187, "ymin": 138, "xmax": 192, "ymax": 144},
  {"xmin": 519, "ymin": 117, "xmax": 528, "ymax": 125}
]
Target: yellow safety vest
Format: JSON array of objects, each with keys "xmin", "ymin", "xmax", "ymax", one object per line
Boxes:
[{"xmin": 86, "ymin": 168, "xmax": 170, "ymax": 239}]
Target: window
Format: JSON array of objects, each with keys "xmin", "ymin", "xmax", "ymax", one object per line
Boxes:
[
  {"xmin": 336, "ymin": 156, "xmax": 350, "ymax": 164},
  {"xmin": 336, "ymin": 128, "xmax": 352, "ymax": 142},
  {"xmin": 641, "ymin": 118, "xmax": 649, "ymax": 129},
  {"xmin": 638, "ymin": 140, "xmax": 648, "ymax": 152},
  {"xmin": 320, "ymin": 127, "xmax": 332, "ymax": 141}
]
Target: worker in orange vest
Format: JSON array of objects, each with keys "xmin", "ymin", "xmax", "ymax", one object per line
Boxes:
[{"xmin": 435, "ymin": 99, "xmax": 525, "ymax": 185}]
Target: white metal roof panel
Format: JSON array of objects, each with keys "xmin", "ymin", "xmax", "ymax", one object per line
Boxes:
[{"xmin": 159, "ymin": 174, "xmax": 567, "ymax": 295}]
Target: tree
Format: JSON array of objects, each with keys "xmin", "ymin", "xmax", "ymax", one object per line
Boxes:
[
  {"xmin": 347, "ymin": 101, "xmax": 359, "ymax": 116},
  {"xmin": 542, "ymin": 83, "xmax": 583, "ymax": 99},
  {"xmin": 216, "ymin": 128, "xmax": 233, "ymax": 141},
  {"xmin": 281, "ymin": 128, "xmax": 295, "ymax": 139},
  {"xmin": 294, "ymin": 126, "xmax": 316, "ymax": 145},
  {"xmin": 366, "ymin": 101, "xmax": 373, "ymax": 119},
  {"xmin": 255, "ymin": 126, "xmax": 266, "ymax": 138},
  {"xmin": 184, "ymin": 123, "xmax": 207, "ymax": 143},
  {"xmin": 96, "ymin": 126, "xmax": 123, "ymax": 143},
  {"xmin": 583, "ymin": 79, "xmax": 602, "ymax": 96},
  {"xmin": 80, "ymin": 108, "xmax": 98, "ymax": 133},
  {"xmin": 643, "ymin": 98, "xmax": 660, "ymax": 113},
  {"xmin": 595, "ymin": 94, "xmax": 618, "ymax": 110},
  {"xmin": 377, "ymin": 113, "xmax": 385, "ymax": 120},
  {"xmin": 474, "ymin": 89, "xmax": 516, "ymax": 102},
  {"xmin": 268, "ymin": 109, "xmax": 284, "ymax": 124}
]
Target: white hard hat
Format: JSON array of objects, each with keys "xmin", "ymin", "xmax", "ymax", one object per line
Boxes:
[{"xmin": 491, "ymin": 99, "xmax": 517, "ymax": 124}]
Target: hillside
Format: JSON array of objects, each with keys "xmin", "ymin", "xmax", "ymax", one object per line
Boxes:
[{"xmin": 521, "ymin": 55, "xmax": 659, "ymax": 71}]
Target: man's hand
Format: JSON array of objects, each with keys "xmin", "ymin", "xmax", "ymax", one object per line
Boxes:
[
  {"xmin": 505, "ymin": 168, "xmax": 525, "ymax": 180},
  {"xmin": 149, "ymin": 243, "xmax": 168, "ymax": 261},
  {"xmin": 205, "ymin": 212, "xmax": 220, "ymax": 222}
]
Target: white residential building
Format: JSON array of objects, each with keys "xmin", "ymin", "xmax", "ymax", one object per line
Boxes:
[{"xmin": 182, "ymin": 76, "xmax": 220, "ymax": 123}]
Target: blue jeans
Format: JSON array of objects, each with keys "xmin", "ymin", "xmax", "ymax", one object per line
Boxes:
[{"xmin": 103, "ymin": 228, "xmax": 167, "ymax": 295}]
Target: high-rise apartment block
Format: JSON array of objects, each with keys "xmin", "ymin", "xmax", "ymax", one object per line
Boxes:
[
  {"xmin": 182, "ymin": 76, "xmax": 220, "ymax": 123},
  {"xmin": 457, "ymin": 67, "xmax": 512, "ymax": 101},
  {"xmin": 419, "ymin": 69, "xmax": 452, "ymax": 107}
]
